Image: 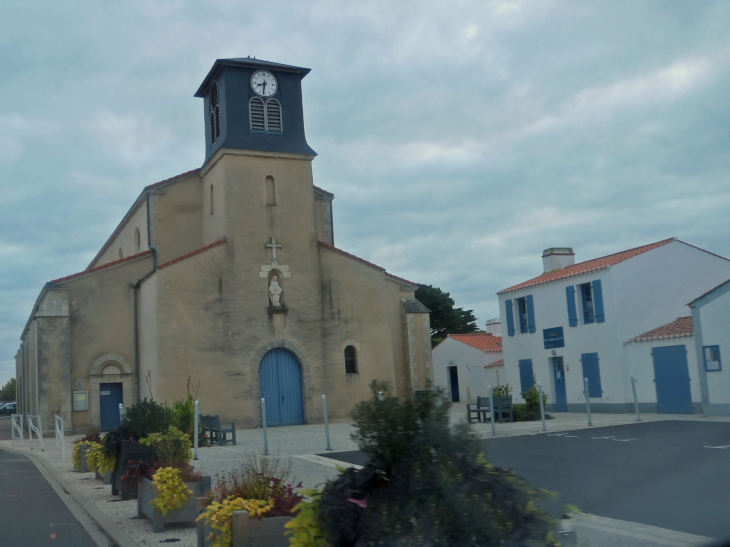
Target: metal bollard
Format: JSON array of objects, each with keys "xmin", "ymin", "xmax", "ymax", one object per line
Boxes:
[
  {"xmin": 261, "ymin": 398, "xmax": 269, "ymax": 456},
  {"xmin": 488, "ymin": 386, "xmax": 496, "ymax": 437},
  {"xmin": 378, "ymin": 391, "xmax": 383, "ymax": 402},
  {"xmin": 538, "ymin": 382, "xmax": 547, "ymax": 432},
  {"xmin": 584, "ymin": 378, "xmax": 592, "ymax": 426},
  {"xmin": 631, "ymin": 376, "xmax": 642, "ymax": 422},
  {"xmin": 119, "ymin": 403, "xmax": 124, "ymax": 423},
  {"xmin": 322, "ymin": 395, "xmax": 332, "ymax": 451},
  {"xmin": 194, "ymin": 400, "xmax": 199, "ymax": 460}
]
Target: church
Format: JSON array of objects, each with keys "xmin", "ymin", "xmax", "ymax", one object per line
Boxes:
[{"xmin": 15, "ymin": 58, "xmax": 434, "ymax": 433}]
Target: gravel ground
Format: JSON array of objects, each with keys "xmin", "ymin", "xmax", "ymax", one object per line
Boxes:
[{"xmin": 3, "ymin": 409, "xmax": 727, "ymax": 546}]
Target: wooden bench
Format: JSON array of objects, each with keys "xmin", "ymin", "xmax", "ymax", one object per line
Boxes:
[
  {"xmin": 467, "ymin": 396, "xmax": 513, "ymax": 423},
  {"xmin": 200, "ymin": 414, "xmax": 236, "ymax": 446}
]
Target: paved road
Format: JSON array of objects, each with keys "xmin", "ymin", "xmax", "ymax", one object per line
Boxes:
[
  {"xmin": 320, "ymin": 420, "xmax": 730, "ymax": 540},
  {"xmin": 0, "ymin": 448, "xmax": 98, "ymax": 546}
]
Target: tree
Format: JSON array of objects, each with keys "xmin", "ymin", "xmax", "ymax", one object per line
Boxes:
[
  {"xmin": 415, "ymin": 284, "xmax": 479, "ymax": 341},
  {"xmin": 1, "ymin": 378, "xmax": 16, "ymax": 402}
]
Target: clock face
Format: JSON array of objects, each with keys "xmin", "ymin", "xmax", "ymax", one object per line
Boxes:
[{"xmin": 251, "ymin": 71, "xmax": 278, "ymax": 97}]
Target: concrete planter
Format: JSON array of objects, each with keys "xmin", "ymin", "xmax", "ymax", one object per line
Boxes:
[
  {"xmin": 197, "ymin": 507, "xmax": 292, "ymax": 547},
  {"xmin": 112, "ymin": 440, "xmax": 156, "ymax": 499},
  {"xmin": 78, "ymin": 445, "xmax": 89, "ymax": 473},
  {"xmin": 138, "ymin": 476, "xmax": 212, "ymax": 533}
]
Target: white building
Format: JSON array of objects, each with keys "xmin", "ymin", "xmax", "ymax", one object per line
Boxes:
[
  {"xmin": 689, "ymin": 278, "xmax": 730, "ymax": 415},
  {"xmin": 497, "ymin": 238, "xmax": 730, "ymax": 413},
  {"xmin": 433, "ymin": 333, "xmax": 503, "ymax": 403}
]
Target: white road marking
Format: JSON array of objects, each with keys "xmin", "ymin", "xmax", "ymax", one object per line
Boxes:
[
  {"xmin": 547, "ymin": 433, "xmax": 567, "ymax": 436},
  {"xmin": 293, "ymin": 454, "xmax": 363, "ymax": 470},
  {"xmin": 563, "ymin": 435, "xmax": 579, "ymax": 438},
  {"xmin": 612, "ymin": 438, "xmax": 638, "ymax": 442},
  {"xmin": 592, "ymin": 436, "xmax": 615, "ymax": 439},
  {"xmin": 703, "ymin": 445, "xmax": 730, "ymax": 449}
]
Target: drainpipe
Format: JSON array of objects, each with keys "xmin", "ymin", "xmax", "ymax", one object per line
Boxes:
[{"xmin": 132, "ymin": 191, "xmax": 159, "ymax": 402}]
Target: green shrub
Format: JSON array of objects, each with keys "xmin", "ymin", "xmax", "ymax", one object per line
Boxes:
[
  {"xmin": 523, "ymin": 384, "xmax": 548, "ymax": 415},
  {"xmin": 122, "ymin": 398, "xmax": 171, "ymax": 439},
  {"xmin": 492, "ymin": 384, "xmax": 513, "ymax": 398},
  {"xmin": 317, "ymin": 381, "xmax": 557, "ymax": 546},
  {"xmin": 140, "ymin": 426, "xmax": 192, "ymax": 468}
]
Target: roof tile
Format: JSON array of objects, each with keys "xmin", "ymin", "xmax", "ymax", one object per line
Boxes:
[
  {"xmin": 626, "ymin": 316, "xmax": 693, "ymax": 343},
  {"xmin": 499, "ymin": 238, "xmax": 675, "ymax": 294},
  {"xmin": 448, "ymin": 333, "xmax": 503, "ymax": 352}
]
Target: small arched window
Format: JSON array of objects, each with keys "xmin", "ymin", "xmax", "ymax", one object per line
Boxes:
[
  {"xmin": 210, "ymin": 184, "xmax": 214, "ymax": 215},
  {"xmin": 134, "ymin": 227, "xmax": 141, "ymax": 254},
  {"xmin": 214, "ymin": 106, "xmax": 221, "ymax": 139},
  {"xmin": 250, "ymin": 98, "xmax": 265, "ymax": 131},
  {"xmin": 345, "ymin": 346, "xmax": 358, "ymax": 374},
  {"xmin": 265, "ymin": 99, "xmax": 282, "ymax": 132},
  {"xmin": 265, "ymin": 176, "xmax": 276, "ymax": 206},
  {"xmin": 118, "ymin": 248, "xmax": 123, "ymax": 260}
]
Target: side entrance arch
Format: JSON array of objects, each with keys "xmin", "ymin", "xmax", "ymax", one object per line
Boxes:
[{"xmin": 259, "ymin": 348, "xmax": 305, "ymax": 426}]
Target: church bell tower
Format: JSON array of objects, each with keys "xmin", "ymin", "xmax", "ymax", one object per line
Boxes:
[{"xmin": 194, "ymin": 58, "xmax": 317, "ymax": 165}]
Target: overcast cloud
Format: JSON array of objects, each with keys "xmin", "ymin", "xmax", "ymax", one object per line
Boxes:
[{"xmin": 2, "ymin": 0, "xmax": 730, "ymax": 384}]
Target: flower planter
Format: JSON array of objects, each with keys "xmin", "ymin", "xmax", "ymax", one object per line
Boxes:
[
  {"xmin": 78, "ymin": 445, "xmax": 89, "ymax": 473},
  {"xmin": 197, "ymin": 508, "xmax": 292, "ymax": 547},
  {"xmin": 95, "ymin": 470, "xmax": 112, "ymax": 484},
  {"xmin": 112, "ymin": 440, "xmax": 156, "ymax": 500},
  {"xmin": 138, "ymin": 476, "xmax": 211, "ymax": 533}
]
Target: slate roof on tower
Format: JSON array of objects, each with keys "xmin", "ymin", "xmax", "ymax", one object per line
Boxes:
[
  {"xmin": 195, "ymin": 58, "xmax": 311, "ymax": 97},
  {"xmin": 447, "ymin": 333, "xmax": 503, "ymax": 352},
  {"xmin": 498, "ymin": 238, "xmax": 675, "ymax": 294}
]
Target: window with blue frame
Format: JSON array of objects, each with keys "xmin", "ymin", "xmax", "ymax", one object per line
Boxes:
[
  {"xmin": 517, "ymin": 297, "xmax": 528, "ymax": 333},
  {"xmin": 704, "ymin": 345, "xmax": 722, "ymax": 372},
  {"xmin": 580, "ymin": 283, "xmax": 595, "ymax": 324}
]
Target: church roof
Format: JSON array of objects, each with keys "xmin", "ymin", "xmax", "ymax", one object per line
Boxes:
[
  {"xmin": 51, "ymin": 250, "xmax": 153, "ymax": 285},
  {"xmin": 498, "ymin": 238, "xmax": 675, "ymax": 294},
  {"xmin": 448, "ymin": 333, "xmax": 503, "ymax": 352},
  {"xmin": 158, "ymin": 238, "xmax": 228, "ymax": 270},
  {"xmin": 403, "ymin": 299, "xmax": 430, "ymax": 313},
  {"xmin": 318, "ymin": 242, "xmax": 418, "ymax": 287},
  {"xmin": 626, "ymin": 316, "xmax": 693, "ymax": 343},
  {"xmin": 195, "ymin": 58, "xmax": 311, "ymax": 97},
  {"xmin": 313, "ymin": 185, "xmax": 334, "ymax": 198}
]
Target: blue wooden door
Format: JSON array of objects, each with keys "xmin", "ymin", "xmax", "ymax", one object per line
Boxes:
[
  {"xmin": 259, "ymin": 349, "xmax": 304, "ymax": 427},
  {"xmin": 448, "ymin": 366, "xmax": 460, "ymax": 402},
  {"xmin": 99, "ymin": 382, "xmax": 123, "ymax": 432},
  {"xmin": 552, "ymin": 358, "xmax": 568, "ymax": 412},
  {"xmin": 652, "ymin": 345, "xmax": 693, "ymax": 414}
]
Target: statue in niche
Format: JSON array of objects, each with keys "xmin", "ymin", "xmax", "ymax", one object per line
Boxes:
[{"xmin": 269, "ymin": 276, "xmax": 283, "ymax": 308}]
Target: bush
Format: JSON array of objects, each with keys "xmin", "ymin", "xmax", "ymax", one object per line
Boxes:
[
  {"xmin": 122, "ymin": 398, "xmax": 171, "ymax": 439},
  {"xmin": 140, "ymin": 426, "xmax": 192, "ymax": 469},
  {"xmin": 150, "ymin": 467, "xmax": 193, "ymax": 516},
  {"xmin": 315, "ymin": 381, "xmax": 557, "ymax": 546},
  {"xmin": 121, "ymin": 459, "xmax": 159, "ymax": 490},
  {"xmin": 198, "ymin": 498, "xmax": 276, "ymax": 547},
  {"xmin": 492, "ymin": 384, "xmax": 513, "ymax": 398},
  {"xmin": 101, "ymin": 426, "xmax": 135, "ymax": 458}
]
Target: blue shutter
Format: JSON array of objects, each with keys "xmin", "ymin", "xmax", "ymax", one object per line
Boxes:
[
  {"xmin": 505, "ymin": 299, "xmax": 515, "ymax": 337},
  {"xmin": 580, "ymin": 352, "xmax": 603, "ymax": 397},
  {"xmin": 566, "ymin": 286, "xmax": 578, "ymax": 327},
  {"xmin": 518, "ymin": 359, "xmax": 534, "ymax": 395},
  {"xmin": 592, "ymin": 280, "xmax": 605, "ymax": 323},
  {"xmin": 526, "ymin": 295, "xmax": 536, "ymax": 333}
]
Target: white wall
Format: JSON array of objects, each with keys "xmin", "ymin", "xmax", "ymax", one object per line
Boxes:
[
  {"xmin": 500, "ymin": 268, "xmax": 625, "ymax": 409},
  {"xmin": 624, "ymin": 338, "xmax": 702, "ymax": 406},
  {"xmin": 697, "ymin": 293, "xmax": 730, "ymax": 405},
  {"xmin": 612, "ymin": 241, "xmax": 730, "ymax": 343},
  {"xmin": 432, "ymin": 338, "xmax": 503, "ymax": 403}
]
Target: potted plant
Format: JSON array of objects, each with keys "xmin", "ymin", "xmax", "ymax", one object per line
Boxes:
[
  {"xmin": 72, "ymin": 433, "xmax": 101, "ymax": 473},
  {"xmin": 197, "ymin": 456, "xmax": 303, "ymax": 547},
  {"xmin": 136, "ymin": 426, "xmax": 211, "ymax": 532}
]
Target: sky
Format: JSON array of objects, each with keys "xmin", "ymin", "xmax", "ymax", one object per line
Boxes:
[{"xmin": 2, "ymin": 0, "xmax": 730, "ymax": 384}]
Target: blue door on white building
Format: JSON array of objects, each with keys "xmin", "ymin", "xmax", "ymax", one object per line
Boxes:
[
  {"xmin": 652, "ymin": 345, "xmax": 693, "ymax": 414},
  {"xmin": 259, "ymin": 348, "xmax": 305, "ymax": 427},
  {"xmin": 552, "ymin": 357, "xmax": 568, "ymax": 411},
  {"xmin": 99, "ymin": 382, "xmax": 123, "ymax": 432}
]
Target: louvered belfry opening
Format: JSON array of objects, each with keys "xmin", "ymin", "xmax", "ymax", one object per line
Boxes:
[
  {"xmin": 214, "ymin": 106, "xmax": 221, "ymax": 138},
  {"xmin": 265, "ymin": 99, "xmax": 282, "ymax": 132},
  {"xmin": 209, "ymin": 112, "xmax": 216, "ymax": 144},
  {"xmin": 210, "ymin": 82, "xmax": 220, "ymax": 143},
  {"xmin": 250, "ymin": 97, "xmax": 265, "ymax": 131}
]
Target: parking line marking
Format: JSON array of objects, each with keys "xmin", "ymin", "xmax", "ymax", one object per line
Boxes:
[
  {"xmin": 703, "ymin": 445, "xmax": 730, "ymax": 449},
  {"xmin": 563, "ymin": 435, "xmax": 579, "ymax": 438},
  {"xmin": 592, "ymin": 436, "xmax": 615, "ymax": 439},
  {"xmin": 612, "ymin": 438, "xmax": 638, "ymax": 442},
  {"xmin": 547, "ymin": 433, "xmax": 567, "ymax": 436}
]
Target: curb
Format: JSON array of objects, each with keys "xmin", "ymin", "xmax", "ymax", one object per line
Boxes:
[{"xmin": 1, "ymin": 444, "xmax": 138, "ymax": 547}]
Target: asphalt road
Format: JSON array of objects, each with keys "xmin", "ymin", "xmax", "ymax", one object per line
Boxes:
[
  {"xmin": 319, "ymin": 420, "xmax": 730, "ymax": 540},
  {"xmin": 0, "ymin": 448, "xmax": 98, "ymax": 546}
]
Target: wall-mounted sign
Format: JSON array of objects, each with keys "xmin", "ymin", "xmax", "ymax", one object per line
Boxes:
[
  {"xmin": 543, "ymin": 327, "xmax": 565, "ymax": 349},
  {"xmin": 100, "ymin": 391, "xmax": 111, "ymax": 396},
  {"xmin": 76, "ymin": 379, "xmax": 84, "ymax": 389}
]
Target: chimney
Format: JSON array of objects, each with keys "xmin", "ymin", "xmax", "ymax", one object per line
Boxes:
[
  {"xmin": 542, "ymin": 247, "xmax": 575, "ymax": 273},
  {"xmin": 485, "ymin": 318, "xmax": 501, "ymax": 336}
]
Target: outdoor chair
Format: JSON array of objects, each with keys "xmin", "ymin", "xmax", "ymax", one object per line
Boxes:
[
  {"xmin": 466, "ymin": 396, "xmax": 513, "ymax": 423},
  {"xmin": 199, "ymin": 414, "xmax": 236, "ymax": 446}
]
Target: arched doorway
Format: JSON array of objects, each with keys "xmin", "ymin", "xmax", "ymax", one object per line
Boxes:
[{"xmin": 259, "ymin": 348, "xmax": 304, "ymax": 426}]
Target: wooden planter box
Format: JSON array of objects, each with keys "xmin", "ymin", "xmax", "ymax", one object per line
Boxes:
[
  {"xmin": 95, "ymin": 470, "xmax": 112, "ymax": 484},
  {"xmin": 138, "ymin": 476, "xmax": 211, "ymax": 533},
  {"xmin": 197, "ymin": 508, "xmax": 292, "ymax": 547},
  {"xmin": 112, "ymin": 440, "xmax": 156, "ymax": 500},
  {"xmin": 78, "ymin": 445, "xmax": 89, "ymax": 473}
]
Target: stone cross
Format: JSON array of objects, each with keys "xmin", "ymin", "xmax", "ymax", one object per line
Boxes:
[{"xmin": 265, "ymin": 237, "xmax": 282, "ymax": 261}]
